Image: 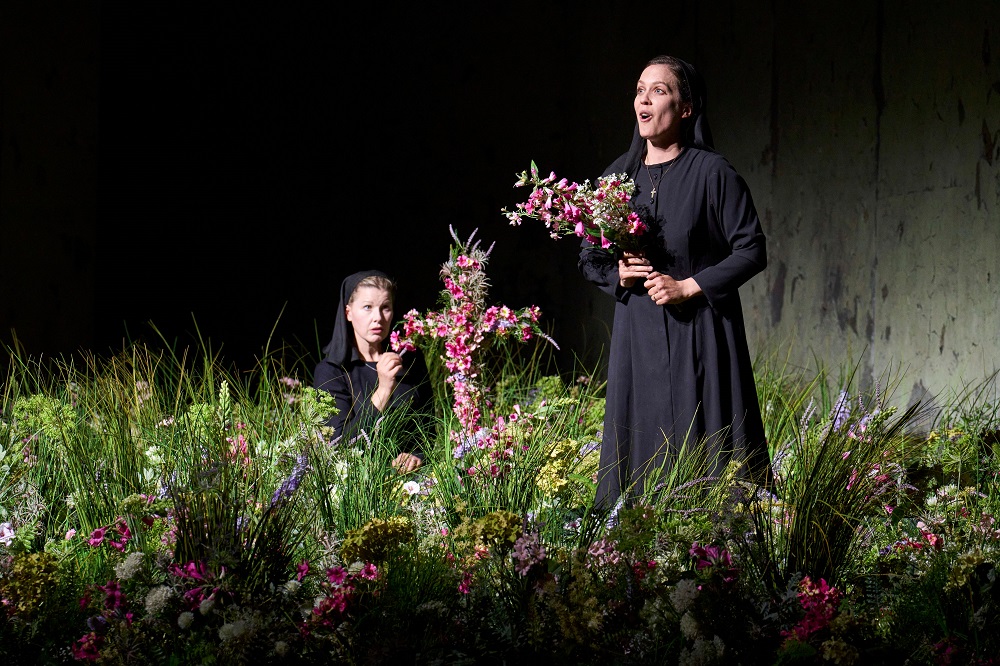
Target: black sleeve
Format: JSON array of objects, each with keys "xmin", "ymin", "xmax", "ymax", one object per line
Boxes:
[{"xmin": 312, "ymin": 360, "xmax": 379, "ymax": 440}]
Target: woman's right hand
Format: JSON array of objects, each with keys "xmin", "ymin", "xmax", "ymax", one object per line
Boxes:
[
  {"xmin": 371, "ymin": 351, "xmax": 403, "ymax": 411},
  {"xmin": 618, "ymin": 251, "xmax": 653, "ymax": 288}
]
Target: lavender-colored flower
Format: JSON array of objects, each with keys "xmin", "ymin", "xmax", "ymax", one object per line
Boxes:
[
  {"xmin": 577, "ymin": 439, "xmax": 600, "ymax": 458},
  {"xmin": 830, "ymin": 390, "xmax": 851, "ymax": 431},
  {"xmin": 270, "ymin": 453, "xmax": 311, "ymax": 508}
]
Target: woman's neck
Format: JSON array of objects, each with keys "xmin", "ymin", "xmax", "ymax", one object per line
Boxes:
[
  {"xmin": 356, "ymin": 341, "xmax": 383, "ymax": 363},
  {"xmin": 644, "ymin": 141, "xmax": 683, "ymax": 165}
]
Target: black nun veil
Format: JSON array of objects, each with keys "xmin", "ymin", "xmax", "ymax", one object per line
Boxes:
[
  {"xmin": 321, "ymin": 269, "xmax": 392, "ymax": 366},
  {"xmin": 614, "ymin": 57, "xmax": 715, "ymax": 180}
]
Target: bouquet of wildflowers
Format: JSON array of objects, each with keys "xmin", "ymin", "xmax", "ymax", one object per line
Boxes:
[{"xmin": 502, "ymin": 161, "xmax": 648, "ymax": 253}]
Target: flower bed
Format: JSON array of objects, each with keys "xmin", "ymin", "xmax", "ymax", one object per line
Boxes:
[{"xmin": 1, "ymin": 232, "xmax": 998, "ymax": 665}]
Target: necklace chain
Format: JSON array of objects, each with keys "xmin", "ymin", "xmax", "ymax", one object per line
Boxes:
[{"xmin": 642, "ymin": 151, "xmax": 680, "ymax": 202}]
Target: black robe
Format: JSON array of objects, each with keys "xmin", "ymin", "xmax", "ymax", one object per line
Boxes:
[
  {"xmin": 312, "ymin": 349, "xmax": 431, "ymax": 457},
  {"xmin": 579, "ymin": 146, "xmax": 771, "ymax": 509}
]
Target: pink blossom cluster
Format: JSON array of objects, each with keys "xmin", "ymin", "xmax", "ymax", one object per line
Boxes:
[
  {"xmin": 586, "ymin": 538, "xmax": 622, "ymax": 568},
  {"xmin": 689, "ymin": 542, "xmax": 738, "ymax": 583},
  {"xmin": 512, "ymin": 530, "xmax": 547, "ymax": 576},
  {"xmin": 72, "ymin": 580, "xmax": 134, "ymax": 661},
  {"xmin": 390, "ymin": 228, "xmax": 551, "ymax": 446},
  {"xmin": 889, "ymin": 529, "xmax": 945, "ymax": 552},
  {"xmin": 781, "ymin": 575, "xmax": 842, "ymax": 644},
  {"xmin": 503, "ymin": 161, "xmax": 647, "ymax": 252},
  {"xmin": 459, "ymin": 407, "xmax": 535, "ymax": 481},
  {"xmin": 168, "ymin": 559, "xmax": 223, "ymax": 610},
  {"xmin": 225, "ymin": 422, "xmax": 249, "ymax": 465},
  {"xmin": 458, "ymin": 570, "xmax": 474, "ymax": 595},
  {"xmin": 303, "ymin": 563, "xmax": 379, "ymax": 635},
  {"xmin": 87, "ymin": 517, "xmax": 132, "ymax": 552},
  {"xmin": 632, "ymin": 559, "xmax": 658, "ymax": 581}
]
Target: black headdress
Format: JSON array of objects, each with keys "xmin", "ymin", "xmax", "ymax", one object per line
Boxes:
[
  {"xmin": 321, "ymin": 269, "xmax": 392, "ymax": 366},
  {"xmin": 619, "ymin": 57, "xmax": 714, "ymax": 176}
]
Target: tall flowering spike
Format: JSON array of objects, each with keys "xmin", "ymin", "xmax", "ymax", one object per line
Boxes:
[{"xmin": 390, "ymin": 228, "xmax": 556, "ymax": 445}]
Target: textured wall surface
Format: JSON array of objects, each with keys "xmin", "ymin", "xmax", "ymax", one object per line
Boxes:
[{"xmin": 682, "ymin": 2, "xmax": 1000, "ymax": 412}]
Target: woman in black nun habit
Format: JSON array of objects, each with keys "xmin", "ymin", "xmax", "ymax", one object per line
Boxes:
[
  {"xmin": 579, "ymin": 55, "xmax": 772, "ymax": 510},
  {"xmin": 312, "ymin": 270, "xmax": 431, "ymax": 472}
]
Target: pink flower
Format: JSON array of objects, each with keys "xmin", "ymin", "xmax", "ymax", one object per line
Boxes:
[
  {"xmin": 359, "ymin": 563, "xmax": 378, "ymax": 580},
  {"xmin": 296, "ymin": 560, "xmax": 310, "ymax": 582},
  {"xmin": 87, "ymin": 527, "xmax": 107, "ymax": 547},
  {"xmin": 326, "ymin": 566, "xmax": 348, "ymax": 586},
  {"xmin": 846, "ymin": 468, "xmax": 858, "ymax": 490},
  {"xmin": 98, "ymin": 580, "xmax": 125, "ymax": 610},
  {"xmin": 458, "ymin": 571, "xmax": 473, "ymax": 594},
  {"xmin": 65, "ymin": 528, "xmax": 77, "ymax": 540},
  {"xmin": 72, "ymin": 632, "xmax": 103, "ymax": 661}
]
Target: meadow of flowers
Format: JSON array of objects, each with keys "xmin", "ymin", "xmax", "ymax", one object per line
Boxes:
[{"xmin": 1, "ymin": 229, "xmax": 999, "ymax": 665}]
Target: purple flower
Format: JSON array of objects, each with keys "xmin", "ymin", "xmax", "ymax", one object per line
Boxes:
[
  {"xmin": 270, "ymin": 453, "xmax": 311, "ymax": 508},
  {"xmin": 830, "ymin": 390, "xmax": 851, "ymax": 431}
]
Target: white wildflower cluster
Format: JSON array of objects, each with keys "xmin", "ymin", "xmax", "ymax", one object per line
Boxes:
[
  {"xmin": 678, "ymin": 635, "xmax": 726, "ymax": 666},
  {"xmin": 177, "ymin": 611, "xmax": 195, "ymax": 629},
  {"xmin": 199, "ymin": 597, "xmax": 215, "ymax": 615},
  {"xmin": 114, "ymin": 551, "xmax": 144, "ymax": 580},
  {"xmin": 679, "ymin": 611, "xmax": 700, "ymax": 640},
  {"xmin": 218, "ymin": 619, "xmax": 251, "ymax": 642},
  {"xmin": 669, "ymin": 578, "xmax": 701, "ymax": 615},
  {"xmin": 144, "ymin": 585, "xmax": 174, "ymax": 615}
]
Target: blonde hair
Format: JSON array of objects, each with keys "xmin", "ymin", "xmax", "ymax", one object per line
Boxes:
[{"xmin": 348, "ymin": 274, "xmax": 396, "ymax": 304}]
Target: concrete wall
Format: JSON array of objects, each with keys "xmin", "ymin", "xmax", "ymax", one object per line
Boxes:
[{"xmin": 682, "ymin": 1, "xmax": 1000, "ymax": 412}]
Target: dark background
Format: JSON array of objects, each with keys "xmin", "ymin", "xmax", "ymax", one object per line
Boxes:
[{"xmin": 82, "ymin": 3, "xmax": 692, "ymax": 372}]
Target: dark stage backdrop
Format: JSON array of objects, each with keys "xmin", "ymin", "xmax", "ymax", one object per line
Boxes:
[
  {"xmin": 1, "ymin": 3, "xmax": 696, "ymax": 373},
  {"xmin": 91, "ymin": 4, "xmax": 694, "ymax": 373}
]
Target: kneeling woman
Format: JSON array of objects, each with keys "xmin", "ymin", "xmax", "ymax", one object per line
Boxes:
[{"xmin": 313, "ymin": 270, "xmax": 431, "ymax": 472}]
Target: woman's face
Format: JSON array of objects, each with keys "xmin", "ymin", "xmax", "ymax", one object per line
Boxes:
[
  {"xmin": 346, "ymin": 286, "xmax": 393, "ymax": 349},
  {"xmin": 634, "ymin": 64, "xmax": 691, "ymax": 145}
]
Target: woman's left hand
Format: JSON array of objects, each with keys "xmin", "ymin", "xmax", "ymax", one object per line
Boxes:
[
  {"xmin": 392, "ymin": 452, "xmax": 422, "ymax": 473},
  {"xmin": 644, "ymin": 272, "xmax": 702, "ymax": 306}
]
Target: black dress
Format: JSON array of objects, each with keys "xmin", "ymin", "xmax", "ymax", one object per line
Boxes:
[
  {"xmin": 579, "ymin": 146, "xmax": 771, "ymax": 509},
  {"xmin": 312, "ymin": 349, "xmax": 432, "ymax": 457}
]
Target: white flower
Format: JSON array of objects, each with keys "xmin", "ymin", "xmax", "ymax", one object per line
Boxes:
[
  {"xmin": 678, "ymin": 635, "xmax": 723, "ymax": 666},
  {"xmin": 145, "ymin": 444, "xmax": 163, "ymax": 466},
  {"xmin": 669, "ymin": 578, "xmax": 701, "ymax": 615},
  {"xmin": 114, "ymin": 552, "xmax": 144, "ymax": 580},
  {"xmin": 402, "ymin": 481, "xmax": 421, "ymax": 495},
  {"xmin": 218, "ymin": 620, "xmax": 248, "ymax": 642},
  {"xmin": 199, "ymin": 597, "xmax": 215, "ymax": 615},
  {"xmin": 274, "ymin": 641, "xmax": 289, "ymax": 657},
  {"xmin": 0, "ymin": 522, "xmax": 14, "ymax": 547},
  {"xmin": 679, "ymin": 611, "xmax": 701, "ymax": 640},
  {"xmin": 283, "ymin": 579, "xmax": 301, "ymax": 595},
  {"xmin": 144, "ymin": 586, "xmax": 174, "ymax": 615},
  {"xmin": 177, "ymin": 611, "xmax": 195, "ymax": 629}
]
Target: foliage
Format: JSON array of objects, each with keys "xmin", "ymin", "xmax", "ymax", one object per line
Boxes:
[{"xmin": 2, "ymin": 238, "xmax": 1000, "ymax": 664}]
